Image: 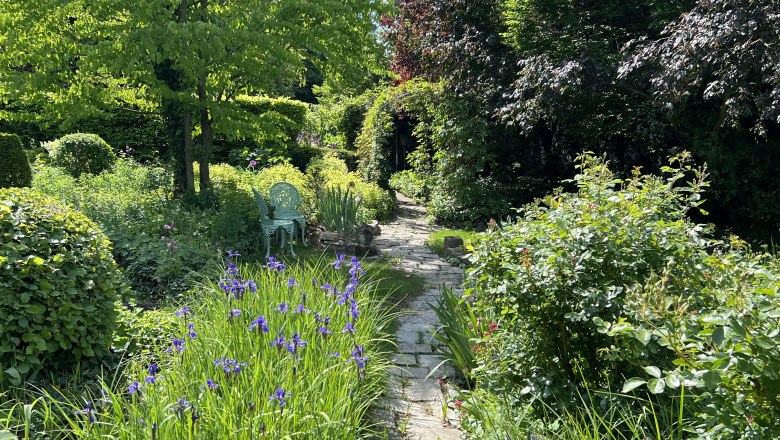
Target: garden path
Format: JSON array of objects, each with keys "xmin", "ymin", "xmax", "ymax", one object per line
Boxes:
[{"xmin": 372, "ymin": 195, "xmax": 464, "ymax": 440}]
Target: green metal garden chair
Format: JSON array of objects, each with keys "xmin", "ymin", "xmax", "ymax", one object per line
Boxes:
[
  {"xmin": 252, "ymin": 187, "xmax": 296, "ymax": 258},
  {"xmin": 269, "ymin": 182, "xmax": 307, "ymax": 246}
]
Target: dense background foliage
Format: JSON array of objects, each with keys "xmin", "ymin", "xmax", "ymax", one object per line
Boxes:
[{"xmin": 375, "ymin": 0, "xmax": 780, "ymax": 241}]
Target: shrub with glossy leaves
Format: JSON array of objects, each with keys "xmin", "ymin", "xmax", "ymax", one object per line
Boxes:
[
  {"xmin": 46, "ymin": 133, "xmax": 116, "ymax": 178},
  {"xmin": 0, "ymin": 133, "xmax": 32, "ymax": 188},
  {"xmin": 0, "ymin": 188, "xmax": 127, "ymax": 384}
]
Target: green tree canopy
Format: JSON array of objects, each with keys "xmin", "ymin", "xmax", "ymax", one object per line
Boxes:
[{"xmin": 0, "ymin": 0, "xmax": 387, "ymax": 194}]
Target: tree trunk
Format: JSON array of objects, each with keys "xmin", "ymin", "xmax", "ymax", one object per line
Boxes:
[
  {"xmin": 197, "ymin": 0, "xmax": 212, "ymax": 192},
  {"xmin": 198, "ymin": 104, "xmax": 213, "ymax": 191},
  {"xmin": 183, "ymin": 109, "xmax": 195, "ymax": 192}
]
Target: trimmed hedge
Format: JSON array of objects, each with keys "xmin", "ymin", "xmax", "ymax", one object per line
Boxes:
[
  {"xmin": 47, "ymin": 133, "xmax": 116, "ymax": 178},
  {"xmin": 0, "ymin": 133, "xmax": 32, "ymax": 188},
  {"xmin": 0, "ymin": 188, "xmax": 127, "ymax": 383}
]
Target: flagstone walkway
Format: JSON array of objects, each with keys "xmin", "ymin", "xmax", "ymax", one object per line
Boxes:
[{"xmin": 371, "ymin": 195, "xmax": 464, "ymax": 440}]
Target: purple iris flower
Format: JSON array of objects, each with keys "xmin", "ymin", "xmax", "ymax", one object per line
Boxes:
[
  {"xmin": 227, "ymin": 250, "xmax": 241, "ymax": 258},
  {"xmin": 175, "ymin": 305, "xmax": 192, "ymax": 318},
  {"xmin": 129, "ymin": 381, "xmax": 141, "ymax": 395},
  {"xmin": 187, "ymin": 323, "xmax": 198, "ymax": 339},
  {"xmin": 332, "ymin": 254, "xmax": 345, "ymax": 270},
  {"xmin": 213, "ymin": 357, "xmax": 247, "ymax": 375},
  {"xmin": 342, "ymin": 322, "xmax": 355, "ymax": 335},
  {"xmin": 74, "ymin": 401, "xmax": 95, "ymax": 423},
  {"xmin": 274, "ymin": 303, "xmax": 289, "ymax": 313},
  {"xmin": 246, "ymin": 280, "xmax": 257, "ymax": 293},
  {"xmin": 206, "ymin": 378, "xmax": 219, "ymax": 390},
  {"xmin": 285, "ymin": 333, "xmax": 307, "ymax": 355},
  {"xmin": 293, "ymin": 304, "xmax": 308, "ymax": 314},
  {"xmin": 270, "ymin": 334, "xmax": 286, "ymax": 351},
  {"xmin": 269, "ymin": 388, "xmax": 290, "ymax": 407},
  {"xmin": 170, "ymin": 337, "xmax": 185, "ymax": 353},
  {"xmin": 249, "ymin": 315, "xmax": 269, "ymax": 333}
]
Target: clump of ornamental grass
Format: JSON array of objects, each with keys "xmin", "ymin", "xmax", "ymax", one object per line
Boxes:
[{"xmin": 1, "ymin": 253, "xmax": 392, "ymax": 439}]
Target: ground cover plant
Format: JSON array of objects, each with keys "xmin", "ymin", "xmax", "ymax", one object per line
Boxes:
[{"xmin": 0, "ymin": 253, "xmax": 393, "ymax": 439}]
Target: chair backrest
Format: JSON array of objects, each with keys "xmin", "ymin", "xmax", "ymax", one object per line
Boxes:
[
  {"xmin": 269, "ymin": 182, "xmax": 302, "ymax": 215},
  {"xmin": 251, "ymin": 187, "xmax": 270, "ymax": 219}
]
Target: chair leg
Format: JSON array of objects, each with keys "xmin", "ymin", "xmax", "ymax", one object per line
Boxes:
[
  {"xmin": 299, "ymin": 219, "xmax": 307, "ymax": 246},
  {"xmin": 264, "ymin": 232, "xmax": 271, "ymax": 258},
  {"xmin": 287, "ymin": 228, "xmax": 296, "ymax": 256}
]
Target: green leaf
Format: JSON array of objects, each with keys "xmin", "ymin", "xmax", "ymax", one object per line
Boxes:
[
  {"xmin": 622, "ymin": 378, "xmax": 646, "ymax": 393},
  {"xmin": 0, "ymin": 430, "xmax": 19, "ymax": 440},
  {"xmin": 712, "ymin": 326, "xmax": 725, "ymax": 346},
  {"xmin": 643, "ymin": 365, "xmax": 661, "ymax": 378},
  {"xmin": 4, "ymin": 367, "xmax": 21, "ymax": 385},
  {"xmin": 647, "ymin": 378, "xmax": 666, "ymax": 394}
]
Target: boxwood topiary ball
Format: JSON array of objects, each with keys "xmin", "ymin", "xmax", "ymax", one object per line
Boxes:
[
  {"xmin": 47, "ymin": 133, "xmax": 116, "ymax": 178},
  {"xmin": 0, "ymin": 188, "xmax": 128, "ymax": 382},
  {"xmin": 0, "ymin": 132, "xmax": 33, "ymax": 189}
]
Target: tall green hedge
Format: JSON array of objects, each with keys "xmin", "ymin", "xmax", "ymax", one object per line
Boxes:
[
  {"xmin": 216, "ymin": 96, "xmax": 311, "ymax": 168},
  {"xmin": 0, "ymin": 133, "xmax": 32, "ymax": 188}
]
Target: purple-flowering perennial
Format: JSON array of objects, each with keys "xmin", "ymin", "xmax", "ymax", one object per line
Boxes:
[
  {"xmin": 285, "ymin": 333, "xmax": 307, "ymax": 355},
  {"xmin": 350, "ymin": 299, "xmax": 360, "ymax": 322},
  {"xmin": 269, "ymin": 388, "xmax": 290, "ymax": 407},
  {"xmin": 293, "ymin": 304, "xmax": 308, "ymax": 314},
  {"xmin": 227, "ymin": 262, "xmax": 239, "ymax": 276},
  {"xmin": 187, "ymin": 323, "xmax": 198, "ymax": 339},
  {"xmin": 145, "ymin": 376, "xmax": 157, "ymax": 384},
  {"xmin": 287, "ymin": 277, "xmax": 298, "ymax": 288},
  {"xmin": 249, "ymin": 315, "xmax": 269, "ymax": 333},
  {"xmin": 206, "ymin": 378, "xmax": 219, "ymax": 390},
  {"xmin": 148, "ymin": 364, "xmax": 159, "ymax": 376},
  {"xmin": 170, "ymin": 337, "xmax": 185, "ymax": 353},
  {"xmin": 246, "ymin": 280, "xmax": 257, "ymax": 293},
  {"xmin": 175, "ymin": 305, "xmax": 192, "ymax": 318},
  {"xmin": 318, "ymin": 326, "xmax": 333, "ymax": 337},
  {"xmin": 226, "ymin": 250, "xmax": 241, "ymax": 258},
  {"xmin": 170, "ymin": 397, "xmax": 191, "ymax": 420},
  {"xmin": 270, "ymin": 333, "xmax": 286, "ymax": 351},
  {"xmin": 350, "ymin": 344, "xmax": 370, "ymax": 379},
  {"xmin": 274, "ymin": 302, "xmax": 289, "ymax": 313},
  {"xmin": 74, "ymin": 401, "xmax": 95, "ymax": 423},
  {"xmin": 332, "ymin": 254, "xmax": 345, "ymax": 270},
  {"xmin": 213, "ymin": 357, "xmax": 247, "ymax": 375},
  {"xmin": 342, "ymin": 322, "xmax": 356, "ymax": 335},
  {"xmin": 129, "ymin": 381, "xmax": 141, "ymax": 395},
  {"xmin": 264, "ymin": 257, "xmax": 286, "ymax": 271},
  {"xmin": 228, "ymin": 308, "xmax": 242, "ymax": 321}
]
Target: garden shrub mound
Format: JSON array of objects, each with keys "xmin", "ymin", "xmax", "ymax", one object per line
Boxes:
[
  {"xmin": 0, "ymin": 188, "xmax": 127, "ymax": 383},
  {"xmin": 47, "ymin": 133, "xmax": 116, "ymax": 178},
  {"xmin": 0, "ymin": 132, "xmax": 32, "ymax": 188},
  {"xmin": 464, "ymin": 153, "xmax": 780, "ymax": 438}
]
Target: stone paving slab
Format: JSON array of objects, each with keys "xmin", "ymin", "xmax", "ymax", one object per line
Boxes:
[{"xmin": 374, "ymin": 195, "xmax": 466, "ymax": 439}]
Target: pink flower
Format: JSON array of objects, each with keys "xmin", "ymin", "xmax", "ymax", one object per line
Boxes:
[{"xmin": 249, "ymin": 159, "xmax": 257, "ymax": 168}]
